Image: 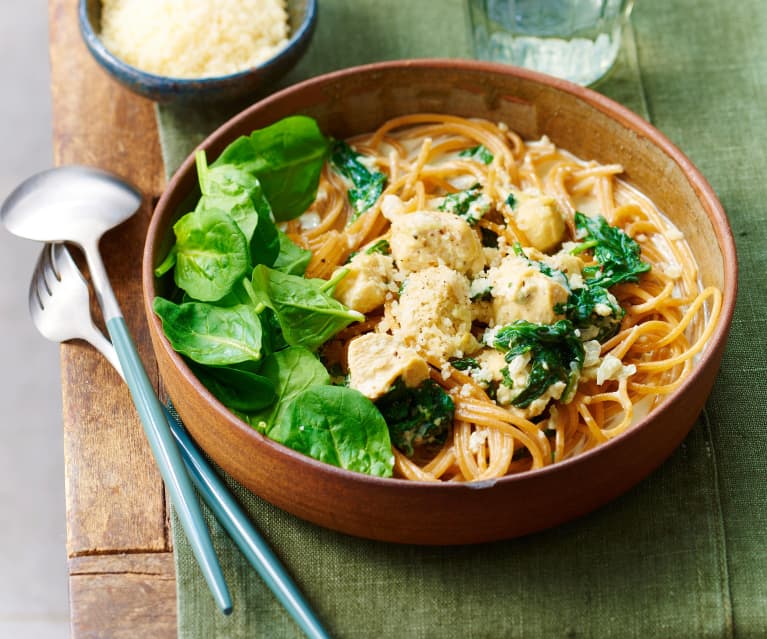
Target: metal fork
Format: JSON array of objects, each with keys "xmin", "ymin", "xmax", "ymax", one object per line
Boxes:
[
  {"xmin": 29, "ymin": 242, "xmax": 330, "ymax": 639},
  {"xmin": 29, "ymin": 242, "xmax": 121, "ymax": 372}
]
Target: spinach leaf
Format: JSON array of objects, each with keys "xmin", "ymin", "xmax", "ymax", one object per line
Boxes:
[
  {"xmin": 213, "ymin": 115, "xmax": 330, "ymax": 222},
  {"xmin": 450, "ymin": 357, "xmax": 480, "ymax": 371},
  {"xmin": 190, "ymin": 362, "xmax": 276, "ymax": 412},
  {"xmin": 248, "ymin": 346, "xmax": 330, "ymax": 433},
  {"xmin": 330, "ymin": 140, "xmax": 387, "ymax": 221},
  {"xmin": 572, "ymin": 212, "xmax": 651, "ymax": 288},
  {"xmin": 153, "ymin": 297, "xmax": 264, "ymax": 366},
  {"xmin": 271, "ymin": 230, "xmax": 312, "ymax": 276},
  {"xmin": 375, "ymin": 379, "xmax": 454, "ymax": 457},
  {"xmin": 247, "ymin": 265, "xmax": 364, "ymax": 351},
  {"xmin": 171, "ymin": 206, "xmax": 250, "ymax": 302},
  {"xmin": 438, "ymin": 184, "xmax": 489, "ymax": 225},
  {"xmin": 196, "ymin": 150, "xmax": 280, "ymax": 268},
  {"xmin": 490, "ymin": 320, "xmax": 584, "ymax": 408},
  {"xmin": 154, "ymin": 245, "xmax": 177, "ymax": 277},
  {"xmin": 459, "ymin": 144, "xmax": 494, "ymax": 164},
  {"xmin": 345, "ymin": 238, "xmax": 390, "ymax": 264},
  {"xmin": 552, "ymin": 213, "xmax": 648, "ymax": 341},
  {"xmin": 364, "ymin": 239, "xmax": 390, "ymax": 255},
  {"xmin": 258, "ymin": 307, "xmax": 287, "ymax": 355},
  {"xmin": 555, "ymin": 284, "xmax": 624, "ymax": 341},
  {"xmin": 277, "ymin": 385, "xmax": 394, "ymax": 477}
]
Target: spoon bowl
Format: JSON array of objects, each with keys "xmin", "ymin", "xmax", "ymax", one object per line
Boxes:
[{"xmin": 0, "ymin": 165, "xmax": 142, "ymax": 246}]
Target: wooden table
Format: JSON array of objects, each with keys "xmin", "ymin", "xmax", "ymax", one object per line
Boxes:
[{"xmin": 50, "ymin": 1, "xmax": 177, "ymax": 636}]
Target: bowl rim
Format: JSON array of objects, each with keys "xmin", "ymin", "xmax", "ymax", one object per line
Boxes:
[
  {"xmin": 77, "ymin": 0, "xmax": 318, "ymax": 87},
  {"xmin": 143, "ymin": 58, "xmax": 738, "ymax": 491}
]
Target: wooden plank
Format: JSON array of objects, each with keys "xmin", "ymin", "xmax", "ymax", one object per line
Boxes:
[
  {"xmin": 48, "ymin": 0, "xmax": 168, "ymax": 557},
  {"xmin": 48, "ymin": 0, "xmax": 178, "ymax": 636},
  {"xmin": 69, "ymin": 553, "xmax": 176, "ymax": 639}
]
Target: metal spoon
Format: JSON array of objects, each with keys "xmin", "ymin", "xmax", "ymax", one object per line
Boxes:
[
  {"xmin": 1, "ymin": 166, "xmax": 232, "ymax": 614},
  {"xmin": 30, "ymin": 242, "xmax": 331, "ymax": 639}
]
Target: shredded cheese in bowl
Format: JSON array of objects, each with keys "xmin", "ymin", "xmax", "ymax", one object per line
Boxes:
[{"xmin": 100, "ymin": 0, "xmax": 290, "ymax": 78}]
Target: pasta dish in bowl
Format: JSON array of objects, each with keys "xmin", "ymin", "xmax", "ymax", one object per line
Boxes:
[{"xmin": 144, "ymin": 60, "xmax": 736, "ymax": 544}]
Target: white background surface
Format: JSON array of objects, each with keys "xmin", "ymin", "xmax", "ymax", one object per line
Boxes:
[{"xmin": 0, "ymin": 1, "xmax": 70, "ymax": 637}]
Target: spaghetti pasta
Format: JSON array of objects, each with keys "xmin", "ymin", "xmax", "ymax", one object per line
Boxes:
[{"xmin": 291, "ymin": 113, "xmax": 721, "ymax": 481}]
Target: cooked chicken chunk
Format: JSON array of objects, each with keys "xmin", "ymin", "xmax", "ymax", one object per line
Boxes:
[
  {"xmin": 347, "ymin": 333, "xmax": 430, "ymax": 400},
  {"xmin": 389, "ymin": 210, "xmax": 485, "ymax": 276},
  {"xmin": 487, "ymin": 255, "xmax": 569, "ymax": 327}
]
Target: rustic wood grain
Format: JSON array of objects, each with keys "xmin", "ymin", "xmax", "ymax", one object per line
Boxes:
[
  {"xmin": 69, "ymin": 554, "xmax": 176, "ymax": 638},
  {"xmin": 50, "ymin": 1, "xmax": 167, "ymax": 554},
  {"xmin": 49, "ymin": 0, "xmax": 177, "ymax": 636}
]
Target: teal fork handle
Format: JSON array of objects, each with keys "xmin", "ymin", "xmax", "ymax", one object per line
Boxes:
[
  {"xmin": 106, "ymin": 317, "xmax": 232, "ymax": 615},
  {"xmin": 165, "ymin": 407, "xmax": 331, "ymax": 639}
]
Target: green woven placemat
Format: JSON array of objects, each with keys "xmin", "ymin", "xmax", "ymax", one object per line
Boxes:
[{"xmin": 158, "ymin": 1, "xmax": 767, "ymax": 637}]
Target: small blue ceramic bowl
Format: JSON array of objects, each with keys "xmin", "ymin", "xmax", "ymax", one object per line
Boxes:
[{"xmin": 78, "ymin": 0, "xmax": 317, "ymax": 103}]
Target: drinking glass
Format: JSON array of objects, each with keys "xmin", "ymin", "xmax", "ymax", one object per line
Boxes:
[{"xmin": 467, "ymin": 0, "xmax": 635, "ymax": 86}]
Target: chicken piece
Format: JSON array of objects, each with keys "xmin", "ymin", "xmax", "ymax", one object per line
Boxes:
[
  {"xmin": 332, "ymin": 252, "xmax": 395, "ymax": 314},
  {"xmin": 389, "ymin": 210, "xmax": 485, "ymax": 276},
  {"xmin": 487, "ymin": 255, "xmax": 569, "ymax": 327},
  {"xmin": 347, "ymin": 333, "xmax": 430, "ymax": 400},
  {"xmin": 468, "ymin": 348, "xmax": 507, "ymax": 387},
  {"xmin": 514, "ymin": 195, "xmax": 566, "ymax": 253},
  {"xmin": 396, "ymin": 265, "xmax": 479, "ymax": 361}
]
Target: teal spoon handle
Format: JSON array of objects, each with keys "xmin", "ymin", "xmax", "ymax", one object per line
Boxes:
[
  {"xmin": 165, "ymin": 407, "xmax": 331, "ymax": 639},
  {"xmin": 106, "ymin": 316, "xmax": 232, "ymax": 615}
]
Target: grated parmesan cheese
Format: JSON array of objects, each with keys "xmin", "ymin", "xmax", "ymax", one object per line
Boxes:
[{"xmin": 100, "ymin": 0, "xmax": 290, "ymax": 78}]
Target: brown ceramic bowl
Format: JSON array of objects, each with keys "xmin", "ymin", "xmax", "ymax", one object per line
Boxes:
[{"xmin": 143, "ymin": 60, "xmax": 737, "ymax": 545}]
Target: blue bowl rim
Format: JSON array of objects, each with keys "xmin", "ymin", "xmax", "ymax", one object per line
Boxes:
[{"xmin": 77, "ymin": 0, "xmax": 318, "ymax": 90}]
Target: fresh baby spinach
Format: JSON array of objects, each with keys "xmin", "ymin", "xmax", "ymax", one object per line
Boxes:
[
  {"xmin": 191, "ymin": 362, "xmax": 276, "ymax": 413},
  {"xmin": 154, "ymin": 116, "xmax": 400, "ymax": 478},
  {"xmin": 249, "ymin": 346, "xmax": 330, "ymax": 434},
  {"xmin": 195, "ymin": 150, "xmax": 280, "ymax": 267},
  {"xmin": 213, "ymin": 115, "xmax": 330, "ymax": 222},
  {"xmin": 247, "ymin": 265, "xmax": 364, "ymax": 351},
  {"xmin": 276, "ymin": 385, "xmax": 394, "ymax": 477},
  {"xmin": 271, "ymin": 230, "xmax": 312, "ymax": 276},
  {"xmin": 153, "ymin": 297, "xmax": 264, "ymax": 366},
  {"xmin": 170, "ymin": 206, "xmax": 250, "ymax": 302},
  {"xmin": 330, "ymin": 140, "xmax": 387, "ymax": 221}
]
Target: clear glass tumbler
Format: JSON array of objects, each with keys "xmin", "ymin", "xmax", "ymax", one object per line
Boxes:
[{"xmin": 467, "ymin": 0, "xmax": 635, "ymax": 86}]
